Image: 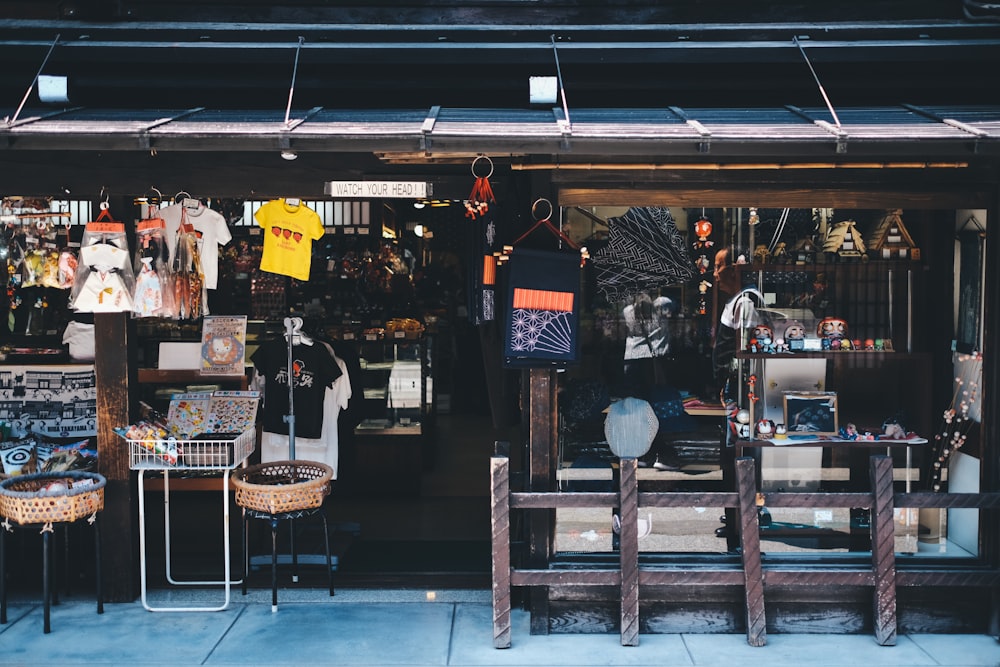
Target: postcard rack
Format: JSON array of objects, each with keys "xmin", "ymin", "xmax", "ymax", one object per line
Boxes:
[{"xmin": 127, "ymin": 428, "xmax": 256, "ymax": 612}]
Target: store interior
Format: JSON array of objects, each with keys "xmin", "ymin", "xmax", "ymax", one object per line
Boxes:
[{"xmin": 0, "ymin": 194, "xmax": 984, "ymax": 593}]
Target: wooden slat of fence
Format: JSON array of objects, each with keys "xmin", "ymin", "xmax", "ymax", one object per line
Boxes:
[
  {"xmin": 765, "ymin": 570, "xmax": 875, "ymax": 586},
  {"xmin": 871, "ymin": 455, "xmax": 898, "ymax": 646},
  {"xmin": 736, "ymin": 457, "xmax": 767, "ymax": 647},
  {"xmin": 510, "ymin": 492, "xmax": 618, "ymax": 508},
  {"xmin": 511, "ymin": 570, "xmax": 620, "ymax": 586},
  {"xmin": 491, "ymin": 455, "xmax": 512, "ymax": 649},
  {"xmin": 619, "ymin": 458, "xmax": 640, "ymax": 646},
  {"xmin": 639, "ymin": 570, "xmax": 746, "ymax": 585},
  {"xmin": 760, "ymin": 492, "xmax": 872, "ymax": 507},
  {"xmin": 896, "ymin": 492, "xmax": 1000, "ymax": 508}
]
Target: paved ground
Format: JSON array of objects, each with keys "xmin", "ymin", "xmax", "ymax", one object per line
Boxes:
[{"xmin": 2, "ymin": 588, "xmax": 999, "ymax": 666}]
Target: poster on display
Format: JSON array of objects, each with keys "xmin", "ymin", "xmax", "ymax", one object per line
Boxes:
[
  {"xmin": 200, "ymin": 315, "xmax": 248, "ymax": 375},
  {"xmin": 0, "ymin": 365, "xmax": 97, "ymax": 438}
]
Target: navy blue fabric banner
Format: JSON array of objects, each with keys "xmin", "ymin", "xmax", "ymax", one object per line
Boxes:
[{"xmin": 503, "ymin": 248, "xmax": 581, "ymax": 368}]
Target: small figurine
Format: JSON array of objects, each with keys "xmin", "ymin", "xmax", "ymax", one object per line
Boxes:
[
  {"xmin": 840, "ymin": 423, "xmax": 859, "ymax": 440},
  {"xmin": 823, "ymin": 219, "xmax": 866, "ymax": 260},
  {"xmin": 774, "ymin": 423, "xmax": 788, "ymax": 439},
  {"xmin": 756, "ymin": 418, "xmax": 775, "ymax": 438},
  {"xmin": 784, "ymin": 321, "xmax": 805, "ymax": 340},
  {"xmin": 752, "ymin": 324, "xmax": 773, "ymax": 343},
  {"xmin": 694, "ymin": 217, "xmax": 714, "ymax": 246},
  {"xmin": 882, "ymin": 419, "xmax": 907, "ymax": 440},
  {"xmin": 772, "ymin": 242, "xmax": 789, "ymax": 264},
  {"xmin": 697, "ymin": 279, "xmax": 711, "ymax": 315},
  {"xmin": 818, "ymin": 317, "xmax": 848, "ymax": 339},
  {"xmin": 752, "ymin": 244, "xmax": 771, "ymax": 264},
  {"xmin": 735, "ymin": 409, "xmax": 752, "ymax": 439}
]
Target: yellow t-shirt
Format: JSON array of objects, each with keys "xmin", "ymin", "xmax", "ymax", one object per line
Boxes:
[{"xmin": 254, "ymin": 199, "xmax": 324, "ymax": 281}]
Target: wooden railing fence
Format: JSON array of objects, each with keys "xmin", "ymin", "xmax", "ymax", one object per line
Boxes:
[{"xmin": 491, "ymin": 452, "xmax": 1000, "ymax": 648}]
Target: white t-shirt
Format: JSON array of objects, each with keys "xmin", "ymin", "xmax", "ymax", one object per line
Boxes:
[{"xmin": 160, "ymin": 202, "xmax": 232, "ymax": 290}]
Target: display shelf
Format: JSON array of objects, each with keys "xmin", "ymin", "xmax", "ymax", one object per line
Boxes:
[
  {"xmin": 735, "ymin": 351, "xmax": 901, "ymax": 359},
  {"xmin": 355, "ymin": 338, "xmax": 432, "ymax": 435},
  {"xmin": 137, "ymin": 368, "xmax": 249, "ymax": 389}
]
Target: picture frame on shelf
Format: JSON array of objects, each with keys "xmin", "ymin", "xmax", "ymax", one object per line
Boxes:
[{"xmin": 783, "ymin": 391, "xmax": 839, "ymax": 436}]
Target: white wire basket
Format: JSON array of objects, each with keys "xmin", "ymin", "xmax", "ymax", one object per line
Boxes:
[{"xmin": 126, "ymin": 428, "xmax": 256, "ymax": 471}]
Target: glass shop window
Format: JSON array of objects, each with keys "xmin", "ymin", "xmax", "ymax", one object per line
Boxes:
[{"xmin": 549, "ymin": 205, "xmax": 984, "ymax": 560}]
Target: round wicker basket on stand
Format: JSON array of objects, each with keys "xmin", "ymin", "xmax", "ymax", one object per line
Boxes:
[
  {"xmin": 0, "ymin": 470, "xmax": 107, "ymax": 633},
  {"xmin": 231, "ymin": 460, "xmax": 332, "ymax": 515},
  {"xmin": 231, "ymin": 460, "xmax": 335, "ymax": 610},
  {"xmin": 0, "ymin": 471, "xmax": 106, "ymax": 526}
]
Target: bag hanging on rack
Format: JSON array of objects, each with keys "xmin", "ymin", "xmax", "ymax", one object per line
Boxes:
[
  {"xmin": 132, "ymin": 211, "xmax": 176, "ymax": 318},
  {"xmin": 503, "ymin": 247, "xmax": 581, "ymax": 368},
  {"xmin": 171, "ymin": 208, "xmax": 205, "ymax": 320},
  {"xmin": 68, "ymin": 206, "xmax": 136, "ymax": 313}
]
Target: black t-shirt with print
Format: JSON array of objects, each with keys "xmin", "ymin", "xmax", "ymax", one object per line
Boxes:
[{"xmin": 250, "ymin": 338, "xmax": 343, "ymax": 439}]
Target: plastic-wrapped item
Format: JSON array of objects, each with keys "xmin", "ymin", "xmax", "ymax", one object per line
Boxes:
[
  {"xmin": 172, "ymin": 209, "xmax": 205, "ymax": 320},
  {"xmin": 68, "ymin": 206, "xmax": 136, "ymax": 313},
  {"xmin": 132, "ymin": 213, "xmax": 176, "ymax": 318}
]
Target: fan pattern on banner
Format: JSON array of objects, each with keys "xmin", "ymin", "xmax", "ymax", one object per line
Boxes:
[{"xmin": 510, "ymin": 308, "xmax": 574, "ymax": 355}]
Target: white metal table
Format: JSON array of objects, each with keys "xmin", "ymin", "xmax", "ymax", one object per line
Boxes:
[{"xmin": 128, "ymin": 429, "xmax": 255, "ymax": 612}]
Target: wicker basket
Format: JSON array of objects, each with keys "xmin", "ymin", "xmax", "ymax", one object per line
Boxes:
[
  {"xmin": 0, "ymin": 471, "xmax": 106, "ymax": 525},
  {"xmin": 231, "ymin": 460, "xmax": 332, "ymax": 515}
]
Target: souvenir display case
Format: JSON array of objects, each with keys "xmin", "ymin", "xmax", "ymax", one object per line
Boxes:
[
  {"xmin": 345, "ymin": 333, "xmax": 434, "ymax": 495},
  {"xmin": 728, "ymin": 212, "xmax": 934, "ymax": 554}
]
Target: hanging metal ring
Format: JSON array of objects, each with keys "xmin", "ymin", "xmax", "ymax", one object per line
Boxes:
[
  {"xmin": 471, "ymin": 154, "xmax": 494, "ymax": 180},
  {"xmin": 531, "ymin": 197, "xmax": 553, "ymax": 222},
  {"xmin": 99, "ymin": 186, "xmax": 109, "ymax": 211},
  {"xmin": 173, "ymin": 190, "xmax": 192, "ymax": 204}
]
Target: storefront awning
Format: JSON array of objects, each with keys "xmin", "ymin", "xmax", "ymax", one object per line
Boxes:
[{"xmin": 3, "ymin": 104, "xmax": 1000, "ymax": 163}]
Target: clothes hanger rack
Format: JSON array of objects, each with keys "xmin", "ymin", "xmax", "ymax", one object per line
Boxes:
[{"xmin": 281, "ymin": 316, "xmax": 304, "ymax": 459}]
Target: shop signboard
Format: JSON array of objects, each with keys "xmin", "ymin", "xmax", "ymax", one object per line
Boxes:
[{"xmin": 323, "ymin": 181, "xmax": 431, "ymax": 199}]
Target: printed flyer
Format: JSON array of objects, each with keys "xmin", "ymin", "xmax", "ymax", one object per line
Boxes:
[{"xmin": 200, "ymin": 315, "xmax": 247, "ymax": 375}]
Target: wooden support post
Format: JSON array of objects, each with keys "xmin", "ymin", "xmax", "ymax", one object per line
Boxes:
[
  {"xmin": 870, "ymin": 455, "xmax": 898, "ymax": 646},
  {"xmin": 491, "ymin": 454, "xmax": 512, "ymax": 649},
  {"xmin": 527, "ymin": 368, "xmax": 555, "ymax": 634},
  {"xmin": 736, "ymin": 456, "xmax": 767, "ymax": 647},
  {"xmin": 619, "ymin": 457, "xmax": 640, "ymax": 646},
  {"xmin": 93, "ymin": 312, "xmax": 136, "ymax": 602}
]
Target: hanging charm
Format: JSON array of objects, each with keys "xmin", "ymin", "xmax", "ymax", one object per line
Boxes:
[
  {"xmin": 692, "ymin": 213, "xmax": 714, "ymax": 274},
  {"xmin": 465, "ymin": 155, "xmax": 496, "ymax": 220}
]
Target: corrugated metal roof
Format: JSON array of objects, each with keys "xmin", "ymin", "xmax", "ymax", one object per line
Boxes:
[{"xmin": 2, "ymin": 104, "xmax": 999, "ymax": 159}]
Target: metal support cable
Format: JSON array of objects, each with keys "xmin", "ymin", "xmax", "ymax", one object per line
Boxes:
[
  {"xmin": 793, "ymin": 36, "xmax": 841, "ymax": 129},
  {"xmin": 7, "ymin": 34, "xmax": 61, "ymax": 127},
  {"xmin": 284, "ymin": 36, "xmax": 305, "ymax": 127},
  {"xmin": 550, "ymin": 34, "xmax": 572, "ymax": 130}
]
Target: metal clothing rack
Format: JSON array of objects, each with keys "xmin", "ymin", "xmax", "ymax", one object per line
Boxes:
[{"xmin": 282, "ymin": 315, "xmax": 312, "ymax": 460}]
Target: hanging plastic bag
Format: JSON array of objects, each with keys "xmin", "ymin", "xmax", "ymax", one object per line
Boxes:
[
  {"xmin": 132, "ymin": 211, "xmax": 176, "ymax": 318},
  {"xmin": 172, "ymin": 209, "xmax": 204, "ymax": 320},
  {"xmin": 68, "ymin": 205, "xmax": 136, "ymax": 313}
]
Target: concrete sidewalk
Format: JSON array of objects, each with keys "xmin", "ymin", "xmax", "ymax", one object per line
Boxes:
[{"xmin": 1, "ymin": 588, "xmax": 999, "ymax": 666}]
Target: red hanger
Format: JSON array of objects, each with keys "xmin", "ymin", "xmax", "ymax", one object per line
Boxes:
[{"xmin": 512, "ymin": 198, "xmax": 579, "ymax": 250}]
